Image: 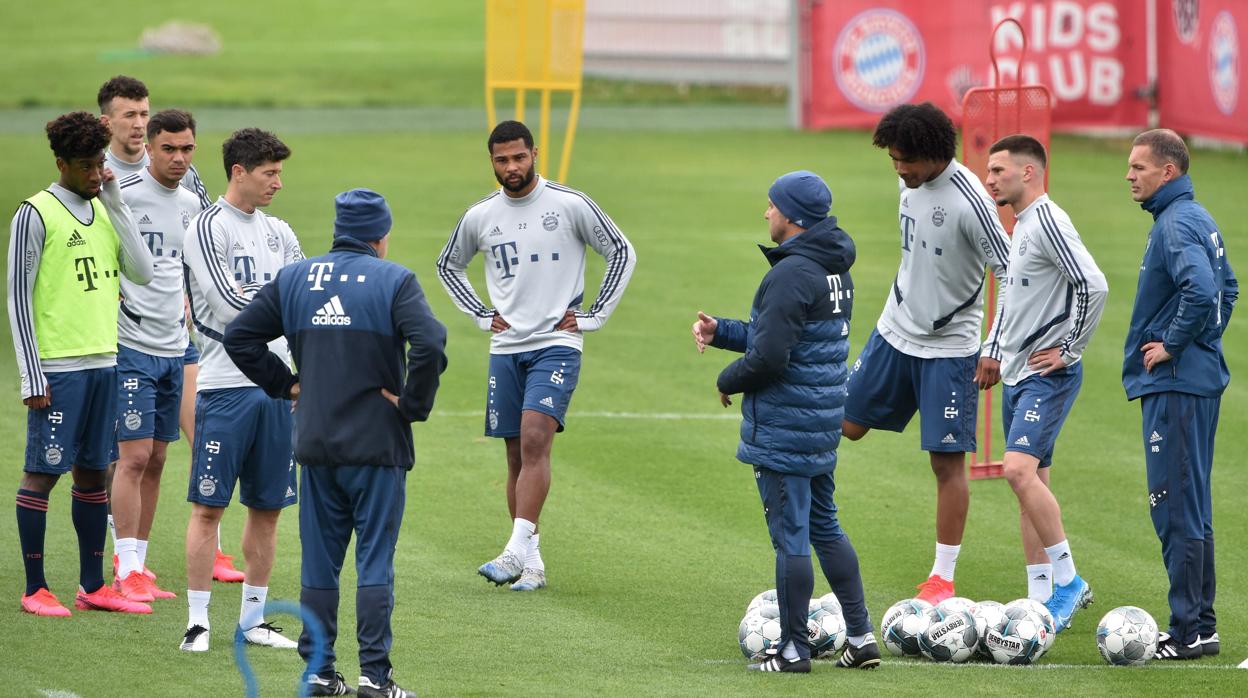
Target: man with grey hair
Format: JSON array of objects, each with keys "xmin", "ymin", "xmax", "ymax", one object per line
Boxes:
[{"xmin": 1123, "ymin": 129, "xmax": 1237, "ymax": 660}]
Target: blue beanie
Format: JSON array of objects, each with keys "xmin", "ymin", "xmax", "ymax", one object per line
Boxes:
[
  {"xmin": 334, "ymin": 188, "xmax": 392, "ymax": 241},
  {"xmin": 768, "ymin": 170, "xmax": 832, "ymax": 229}
]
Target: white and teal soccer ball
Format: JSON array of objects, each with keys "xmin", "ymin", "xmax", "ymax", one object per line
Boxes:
[
  {"xmin": 881, "ymin": 599, "xmax": 933, "ymax": 657},
  {"xmin": 808, "ymin": 608, "xmax": 847, "ymax": 657},
  {"xmin": 1007, "ymin": 598, "xmax": 1057, "ymax": 655},
  {"xmin": 754, "ymin": 603, "xmax": 781, "ymax": 620},
  {"xmin": 919, "ymin": 606, "xmax": 979, "ymax": 663},
  {"xmin": 984, "ymin": 605, "xmax": 1048, "ymax": 665},
  {"xmin": 1096, "ymin": 606, "xmax": 1158, "ymax": 666},
  {"xmin": 739, "ymin": 612, "xmax": 784, "ymax": 660},
  {"xmin": 747, "ymin": 589, "xmax": 779, "ymax": 615},
  {"xmin": 935, "ymin": 596, "xmax": 976, "ymax": 616},
  {"xmin": 968, "ymin": 601, "xmax": 1007, "ymax": 659},
  {"xmin": 809, "ymin": 591, "xmax": 842, "ymax": 618}
]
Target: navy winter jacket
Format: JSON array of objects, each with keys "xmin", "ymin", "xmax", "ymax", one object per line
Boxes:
[
  {"xmin": 1122, "ymin": 175, "xmax": 1237, "ymax": 400},
  {"xmin": 224, "ymin": 236, "xmax": 448, "ymax": 468},
  {"xmin": 712, "ymin": 217, "xmax": 856, "ymax": 476}
]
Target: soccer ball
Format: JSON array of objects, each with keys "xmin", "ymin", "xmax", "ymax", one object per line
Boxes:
[
  {"xmin": 739, "ymin": 612, "xmax": 784, "ymax": 660},
  {"xmin": 809, "ymin": 591, "xmax": 842, "ymax": 617},
  {"xmin": 919, "ymin": 606, "xmax": 979, "ymax": 662},
  {"xmin": 754, "ymin": 603, "xmax": 781, "ymax": 620},
  {"xmin": 809, "ymin": 608, "xmax": 847, "ymax": 657},
  {"xmin": 881, "ymin": 599, "xmax": 933, "ymax": 657},
  {"xmin": 1007, "ymin": 598, "xmax": 1057, "ymax": 655},
  {"xmin": 747, "ymin": 589, "xmax": 779, "ymax": 615},
  {"xmin": 1096, "ymin": 606, "xmax": 1158, "ymax": 666},
  {"xmin": 935, "ymin": 596, "xmax": 976, "ymax": 616},
  {"xmin": 983, "ymin": 605, "xmax": 1048, "ymax": 665},
  {"xmin": 968, "ymin": 601, "xmax": 1007, "ymax": 659}
]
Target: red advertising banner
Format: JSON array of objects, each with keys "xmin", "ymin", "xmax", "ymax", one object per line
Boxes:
[
  {"xmin": 1157, "ymin": 0, "xmax": 1247, "ymax": 143},
  {"xmin": 801, "ymin": 0, "xmax": 1150, "ymax": 131}
]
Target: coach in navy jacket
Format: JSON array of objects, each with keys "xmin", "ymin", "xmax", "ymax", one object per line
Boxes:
[
  {"xmin": 1121, "ymin": 130, "xmax": 1237, "ymax": 660},
  {"xmin": 224, "ymin": 189, "xmax": 446, "ymax": 695},
  {"xmin": 693, "ymin": 171, "xmax": 877, "ymax": 672}
]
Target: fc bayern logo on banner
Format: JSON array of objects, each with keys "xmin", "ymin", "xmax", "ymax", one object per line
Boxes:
[
  {"xmin": 1210, "ymin": 11, "xmax": 1239, "ymax": 115},
  {"xmin": 833, "ymin": 9, "xmax": 925, "ymax": 112}
]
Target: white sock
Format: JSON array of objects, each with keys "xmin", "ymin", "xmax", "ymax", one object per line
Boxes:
[
  {"xmin": 240, "ymin": 584, "xmax": 267, "ymax": 630},
  {"xmin": 136, "ymin": 539, "xmax": 149, "ymax": 569},
  {"xmin": 1045, "ymin": 540, "xmax": 1076, "ymax": 586},
  {"xmin": 849, "ymin": 633, "xmax": 873, "ymax": 647},
  {"xmin": 216, "ymin": 523, "xmax": 223, "ymax": 553},
  {"xmin": 116, "ymin": 537, "xmax": 140, "ymax": 578},
  {"xmin": 930, "ymin": 543, "xmax": 960, "ymax": 582},
  {"xmin": 1027, "ymin": 563, "xmax": 1053, "ymax": 602},
  {"xmin": 781, "ymin": 641, "xmax": 800, "ymax": 660},
  {"xmin": 504, "ymin": 518, "xmax": 536, "ymax": 558},
  {"xmin": 107, "ymin": 514, "xmax": 117, "ymax": 546},
  {"xmin": 188, "ymin": 589, "xmax": 211, "ymax": 629},
  {"xmin": 525, "ymin": 533, "xmax": 545, "ymax": 571}
]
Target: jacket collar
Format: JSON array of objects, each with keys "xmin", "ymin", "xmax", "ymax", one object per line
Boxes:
[
  {"xmin": 330, "ymin": 235, "xmax": 379, "ymax": 257},
  {"xmin": 1142, "ymin": 174, "xmax": 1194, "ymax": 219}
]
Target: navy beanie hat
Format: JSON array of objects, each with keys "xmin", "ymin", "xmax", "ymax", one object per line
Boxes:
[
  {"xmin": 768, "ymin": 170, "xmax": 832, "ymax": 229},
  {"xmin": 334, "ymin": 188, "xmax": 392, "ymax": 241}
]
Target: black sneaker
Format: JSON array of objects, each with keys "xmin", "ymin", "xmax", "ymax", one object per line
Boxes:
[
  {"xmin": 1200, "ymin": 633, "xmax": 1221, "ymax": 656},
  {"xmin": 308, "ymin": 672, "xmax": 355, "ymax": 696},
  {"xmin": 836, "ymin": 637, "xmax": 882, "ymax": 670},
  {"xmin": 357, "ymin": 669, "xmax": 416, "ymax": 698},
  {"xmin": 1155, "ymin": 632, "xmax": 1202, "ymax": 660},
  {"xmin": 746, "ymin": 652, "xmax": 811, "ymax": 673}
]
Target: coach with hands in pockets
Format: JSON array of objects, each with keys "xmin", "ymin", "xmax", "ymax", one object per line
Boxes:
[{"xmin": 225, "ymin": 188, "xmax": 447, "ymax": 697}]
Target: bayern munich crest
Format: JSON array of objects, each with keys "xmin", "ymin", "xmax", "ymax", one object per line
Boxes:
[
  {"xmin": 833, "ymin": 9, "xmax": 925, "ymax": 112},
  {"xmin": 1209, "ymin": 11, "xmax": 1239, "ymax": 115}
]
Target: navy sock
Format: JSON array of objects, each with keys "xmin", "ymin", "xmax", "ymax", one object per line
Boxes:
[
  {"xmin": 16, "ymin": 489, "xmax": 49, "ymax": 596},
  {"xmin": 70, "ymin": 486, "xmax": 108, "ymax": 593}
]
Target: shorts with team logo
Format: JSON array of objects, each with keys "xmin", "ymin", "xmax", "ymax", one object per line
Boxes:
[
  {"xmin": 25, "ymin": 368, "xmax": 117, "ymax": 474},
  {"xmin": 1001, "ymin": 364, "xmax": 1083, "ymax": 468},
  {"xmin": 844, "ymin": 329, "xmax": 978, "ymax": 453},
  {"xmin": 116, "ymin": 345, "xmax": 183, "ymax": 443},
  {"xmin": 485, "ymin": 346, "xmax": 581, "ymax": 438},
  {"xmin": 187, "ymin": 386, "xmax": 296, "ymax": 510},
  {"xmin": 183, "ymin": 340, "xmax": 200, "ymax": 365}
]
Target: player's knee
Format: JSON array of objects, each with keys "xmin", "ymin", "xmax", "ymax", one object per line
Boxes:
[
  {"xmin": 1002, "ymin": 453, "xmax": 1039, "ymax": 492},
  {"xmin": 19, "ymin": 471, "xmax": 58, "ymax": 494},
  {"xmin": 71, "ymin": 468, "xmax": 107, "ymax": 490}
]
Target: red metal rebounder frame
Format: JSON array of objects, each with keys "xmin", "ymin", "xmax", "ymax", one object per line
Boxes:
[{"xmin": 960, "ymin": 18, "xmax": 1053, "ymax": 480}]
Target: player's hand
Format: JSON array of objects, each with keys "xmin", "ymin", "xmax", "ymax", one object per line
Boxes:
[
  {"xmin": 98, "ymin": 169, "xmax": 121, "ymax": 206},
  {"xmin": 23, "ymin": 384, "xmax": 51, "ymax": 410},
  {"xmin": 556, "ymin": 310, "xmax": 579, "ymax": 333},
  {"xmin": 381, "ymin": 388, "xmax": 399, "ymax": 408},
  {"xmin": 490, "ymin": 312, "xmax": 511, "ymax": 333},
  {"xmin": 692, "ymin": 311, "xmax": 718, "ymax": 353},
  {"xmin": 1141, "ymin": 342, "xmax": 1172, "ymax": 372},
  {"xmin": 1027, "ymin": 347, "xmax": 1068, "ymax": 376},
  {"xmin": 974, "ymin": 356, "xmax": 1001, "ymax": 390},
  {"xmin": 287, "ymin": 382, "xmax": 300, "ymax": 403},
  {"xmin": 719, "ymin": 391, "xmax": 732, "ymax": 407}
]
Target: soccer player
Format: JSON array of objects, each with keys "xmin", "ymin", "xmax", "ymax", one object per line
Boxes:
[
  {"xmin": 694, "ymin": 171, "xmax": 878, "ymax": 672},
  {"xmin": 1122, "ymin": 129, "xmax": 1236, "ymax": 659},
  {"xmin": 842, "ymin": 103, "xmax": 1011, "ymax": 604},
  {"xmin": 982, "ymin": 135, "xmax": 1107, "ymax": 630},
  {"xmin": 108, "ymin": 109, "xmax": 206, "ymax": 603},
  {"xmin": 8, "ymin": 111, "xmax": 155, "ymax": 616},
  {"xmin": 226, "ymin": 189, "xmax": 447, "ymax": 698},
  {"xmin": 179, "ymin": 128, "xmax": 304, "ymax": 651},
  {"xmin": 436, "ymin": 120, "xmax": 636, "ymax": 590}
]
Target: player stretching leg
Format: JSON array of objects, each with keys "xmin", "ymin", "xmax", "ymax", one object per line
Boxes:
[
  {"xmin": 841, "ymin": 103, "xmax": 1011, "ymax": 604},
  {"xmin": 983, "ymin": 135, "xmax": 1107, "ymax": 630},
  {"xmin": 437, "ymin": 121, "xmax": 636, "ymax": 591}
]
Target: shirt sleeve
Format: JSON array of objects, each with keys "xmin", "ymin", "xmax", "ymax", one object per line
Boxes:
[
  {"xmin": 716, "ymin": 267, "xmax": 809, "ymax": 395},
  {"xmin": 99, "ymin": 177, "xmax": 154, "ymax": 285},
  {"xmin": 709, "ymin": 317, "xmax": 748, "ymax": 353},
  {"xmin": 1161, "ymin": 218, "xmax": 1219, "ymax": 357},
  {"xmin": 392, "ymin": 272, "xmax": 449, "ymax": 422},
  {"xmin": 435, "ymin": 208, "xmax": 494, "ymax": 331},
  {"xmin": 1036, "ymin": 208, "xmax": 1108, "ymax": 363},
  {"xmin": 7, "ymin": 203, "xmax": 46, "ymax": 399},
  {"xmin": 223, "ymin": 280, "xmax": 296, "ymax": 399},
  {"xmin": 182, "ymin": 165, "xmax": 213, "ymax": 210},
  {"xmin": 1219, "ymin": 256, "xmax": 1237, "ymax": 332},
  {"xmin": 278, "ymin": 219, "xmax": 305, "ymax": 265},
  {"xmin": 184, "ymin": 210, "xmax": 250, "ymax": 324},
  {"xmin": 571, "ymin": 195, "xmax": 636, "ymax": 332},
  {"xmin": 960, "ymin": 199, "xmax": 1011, "ymax": 360}
]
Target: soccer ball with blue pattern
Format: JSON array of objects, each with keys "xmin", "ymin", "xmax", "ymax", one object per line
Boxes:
[
  {"xmin": 808, "ymin": 591, "xmax": 842, "ymax": 618},
  {"xmin": 919, "ymin": 606, "xmax": 979, "ymax": 662},
  {"xmin": 746, "ymin": 589, "xmax": 779, "ymax": 615},
  {"xmin": 1007, "ymin": 598, "xmax": 1057, "ymax": 656},
  {"xmin": 984, "ymin": 606, "xmax": 1048, "ymax": 665},
  {"xmin": 881, "ymin": 599, "xmax": 933, "ymax": 657},
  {"xmin": 808, "ymin": 608, "xmax": 847, "ymax": 657},
  {"xmin": 738, "ymin": 612, "xmax": 783, "ymax": 660},
  {"xmin": 1096, "ymin": 606, "xmax": 1158, "ymax": 666},
  {"xmin": 968, "ymin": 600, "xmax": 1007, "ymax": 659}
]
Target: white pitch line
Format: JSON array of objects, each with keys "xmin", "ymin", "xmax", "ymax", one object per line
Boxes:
[
  {"xmin": 437, "ymin": 410, "xmax": 739, "ymax": 421},
  {"xmin": 40, "ymin": 690, "xmax": 85, "ymax": 698},
  {"xmin": 699, "ymin": 659, "xmax": 1241, "ymax": 670}
]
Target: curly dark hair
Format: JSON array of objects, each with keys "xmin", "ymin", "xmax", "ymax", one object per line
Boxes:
[
  {"xmin": 46, "ymin": 111, "xmax": 112, "ymax": 160},
  {"xmin": 222, "ymin": 127, "xmax": 291, "ymax": 179},
  {"xmin": 872, "ymin": 102, "xmax": 958, "ymax": 162},
  {"xmin": 488, "ymin": 120, "xmax": 534, "ymax": 153},
  {"xmin": 97, "ymin": 75, "xmax": 149, "ymax": 113}
]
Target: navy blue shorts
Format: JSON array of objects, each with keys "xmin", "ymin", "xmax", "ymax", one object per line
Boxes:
[
  {"xmin": 844, "ymin": 329, "xmax": 978, "ymax": 452},
  {"xmin": 116, "ymin": 345, "xmax": 183, "ymax": 443},
  {"xmin": 1001, "ymin": 365, "xmax": 1082, "ymax": 468},
  {"xmin": 183, "ymin": 341, "xmax": 200, "ymax": 365},
  {"xmin": 188, "ymin": 387, "xmax": 296, "ymax": 510},
  {"xmin": 485, "ymin": 346, "xmax": 581, "ymax": 438},
  {"xmin": 25, "ymin": 368, "xmax": 117, "ymax": 473}
]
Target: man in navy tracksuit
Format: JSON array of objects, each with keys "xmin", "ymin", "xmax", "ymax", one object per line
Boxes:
[
  {"xmin": 693, "ymin": 171, "xmax": 877, "ymax": 672},
  {"xmin": 224, "ymin": 189, "xmax": 447, "ymax": 697},
  {"xmin": 1122, "ymin": 130, "xmax": 1237, "ymax": 660}
]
